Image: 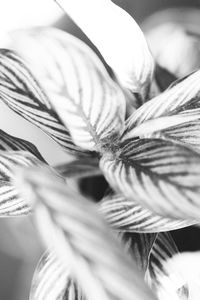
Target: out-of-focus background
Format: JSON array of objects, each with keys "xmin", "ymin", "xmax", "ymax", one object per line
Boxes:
[{"xmin": 0, "ymin": 0, "xmax": 200, "ymax": 299}]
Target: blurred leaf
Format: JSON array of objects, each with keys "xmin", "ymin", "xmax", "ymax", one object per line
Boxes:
[
  {"xmin": 56, "ymin": 0, "xmax": 154, "ymax": 101},
  {"xmin": 123, "ymin": 70, "xmax": 200, "ymax": 141},
  {"xmin": 100, "ymin": 138, "xmax": 200, "ymax": 220},
  {"xmin": 30, "ymin": 251, "xmax": 84, "ymax": 300},
  {"xmin": 0, "ymin": 49, "xmax": 90, "ymax": 157},
  {"xmin": 15, "ymin": 166, "xmax": 156, "ymax": 300},
  {"xmin": 0, "ymin": 151, "xmax": 45, "ymax": 216},
  {"xmin": 55, "ymin": 157, "xmax": 100, "ymax": 179},
  {"xmin": 10, "ymin": 28, "xmax": 126, "ymax": 151},
  {"xmin": 100, "ymin": 195, "xmax": 197, "ymax": 232}
]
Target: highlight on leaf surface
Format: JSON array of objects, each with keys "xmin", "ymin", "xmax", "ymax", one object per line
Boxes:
[
  {"xmin": 0, "ymin": 151, "xmax": 44, "ymax": 216},
  {"xmin": 146, "ymin": 232, "xmax": 189, "ymax": 300},
  {"xmin": 15, "ymin": 166, "xmax": 156, "ymax": 300},
  {"xmin": 30, "ymin": 250, "xmax": 84, "ymax": 300},
  {"xmin": 0, "ymin": 49, "xmax": 90, "ymax": 157},
  {"xmin": 156, "ymin": 251, "xmax": 200, "ymax": 300},
  {"xmin": 100, "ymin": 138, "xmax": 200, "ymax": 220},
  {"xmin": 9, "ymin": 28, "xmax": 126, "ymax": 151},
  {"xmin": 55, "ymin": 0, "xmax": 154, "ymax": 101},
  {"xmin": 123, "ymin": 70, "xmax": 200, "ymax": 141},
  {"xmin": 100, "ymin": 195, "xmax": 197, "ymax": 233}
]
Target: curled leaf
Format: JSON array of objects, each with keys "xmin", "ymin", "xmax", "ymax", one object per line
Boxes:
[
  {"xmin": 100, "ymin": 195, "xmax": 197, "ymax": 232},
  {"xmin": 15, "ymin": 166, "xmax": 156, "ymax": 300},
  {"xmin": 0, "ymin": 49, "xmax": 90, "ymax": 156},
  {"xmin": 100, "ymin": 138, "xmax": 200, "ymax": 220},
  {"xmin": 56, "ymin": 0, "xmax": 154, "ymax": 101}
]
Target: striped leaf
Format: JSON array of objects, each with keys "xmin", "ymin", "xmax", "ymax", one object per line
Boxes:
[
  {"xmin": 119, "ymin": 232, "xmax": 156, "ymax": 273},
  {"xmin": 15, "ymin": 166, "xmax": 156, "ymax": 300},
  {"xmin": 119, "ymin": 231, "xmax": 186, "ymax": 299},
  {"xmin": 0, "ymin": 49, "xmax": 90, "ymax": 156},
  {"xmin": 30, "ymin": 251, "xmax": 84, "ymax": 300},
  {"xmin": 0, "ymin": 129, "xmax": 45, "ymax": 161},
  {"xmin": 147, "ymin": 233, "xmax": 189, "ymax": 300},
  {"xmin": 149, "ymin": 120, "xmax": 200, "ymax": 154},
  {"xmin": 0, "ymin": 151, "xmax": 45, "ymax": 216},
  {"xmin": 100, "ymin": 195, "xmax": 197, "ymax": 232},
  {"xmin": 100, "ymin": 138, "xmax": 200, "ymax": 220},
  {"xmin": 56, "ymin": 0, "xmax": 154, "ymax": 101},
  {"xmin": 55, "ymin": 157, "xmax": 100, "ymax": 179},
  {"xmin": 10, "ymin": 28, "xmax": 126, "ymax": 151},
  {"xmin": 123, "ymin": 70, "xmax": 200, "ymax": 141}
]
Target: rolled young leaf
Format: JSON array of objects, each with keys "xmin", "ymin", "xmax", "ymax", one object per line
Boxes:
[
  {"xmin": 0, "ymin": 49, "xmax": 90, "ymax": 156},
  {"xmin": 55, "ymin": 0, "xmax": 154, "ymax": 101},
  {"xmin": 15, "ymin": 166, "xmax": 156, "ymax": 300},
  {"xmin": 123, "ymin": 70, "xmax": 200, "ymax": 141},
  {"xmin": 100, "ymin": 138, "xmax": 200, "ymax": 220},
  {"xmin": 100, "ymin": 195, "xmax": 197, "ymax": 232},
  {"xmin": 8, "ymin": 28, "xmax": 126, "ymax": 151},
  {"xmin": 30, "ymin": 250, "xmax": 84, "ymax": 300}
]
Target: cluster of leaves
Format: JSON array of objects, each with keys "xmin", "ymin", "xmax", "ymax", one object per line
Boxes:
[{"xmin": 1, "ymin": 0, "xmax": 200, "ymax": 299}]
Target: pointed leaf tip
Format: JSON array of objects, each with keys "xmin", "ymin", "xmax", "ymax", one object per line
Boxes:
[{"xmin": 56, "ymin": 0, "xmax": 154, "ymax": 101}]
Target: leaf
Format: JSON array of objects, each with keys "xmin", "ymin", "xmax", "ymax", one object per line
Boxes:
[
  {"xmin": 55, "ymin": 157, "xmax": 101, "ymax": 179},
  {"xmin": 0, "ymin": 129, "xmax": 45, "ymax": 161},
  {"xmin": 123, "ymin": 70, "xmax": 200, "ymax": 141},
  {"xmin": 30, "ymin": 251, "xmax": 84, "ymax": 300},
  {"xmin": 55, "ymin": 0, "xmax": 154, "ymax": 101},
  {"xmin": 100, "ymin": 195, "xmax": 197, "ymax": 232},
  {"xmin": 15, "ymin": 166, "xmax": 156, "ymax": 300},
  {"xmin": 119, "ymin": 231, "xmax": 187, "ymax": 299},
  {"xmin": 149, "ymin": 120, "xmax": 200, "ymax": 154},
  {"xmin": 10, "ymin": 28, "xmax": 126, "ymax": 151},
  {"xmin": 146, "ymin": 233, "xmax": 189, "ymax": 300},
  {"xmin": 0, "ymin": 49, "xmax": 90, "ymax": 157},
  {"xmin": 119, "ymin": 231, "xmax": 156, "ymax": 273},
  {"xmin": 100, "ymin": 138, "xmax": 200, "ymax": 220},
  {"xmin": 0, "ymin": 151, "xmax": 45, "ymax": 216}
]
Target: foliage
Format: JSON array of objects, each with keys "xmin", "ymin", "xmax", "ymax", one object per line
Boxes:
[{"xmin": 0, "ymin": 0, "xmax": 200, "ymax": 299}]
